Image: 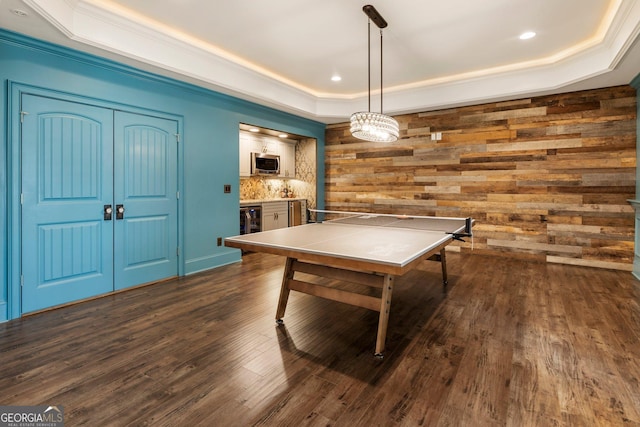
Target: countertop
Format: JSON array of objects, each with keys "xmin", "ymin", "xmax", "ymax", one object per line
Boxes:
[{"xmin": 240, "ymin": 198, "xmax": 306, "ymax": 206}]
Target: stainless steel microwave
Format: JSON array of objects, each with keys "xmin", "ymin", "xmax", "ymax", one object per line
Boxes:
[{"xmin": 251, "ymin": 152, "xmax": 280, "ymax": 175}]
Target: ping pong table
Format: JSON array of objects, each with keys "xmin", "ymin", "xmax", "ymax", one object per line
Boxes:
[{"xmin": 224, "ymin": 211, "xmax": 473, "ymax": 357}]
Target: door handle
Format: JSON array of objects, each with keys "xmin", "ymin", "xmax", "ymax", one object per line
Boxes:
[
  {"xmin": 116, "ymin": 204, "xmax": 125, "ymax": 220},
  {"xmin": 104, "ymin": 204, "xmax": 113, "ymax": 221}
]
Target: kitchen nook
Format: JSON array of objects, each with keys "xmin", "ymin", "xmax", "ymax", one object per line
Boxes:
[{"xmin": 239, "ymin": 124, "xmax": 317, "ymax": 236}]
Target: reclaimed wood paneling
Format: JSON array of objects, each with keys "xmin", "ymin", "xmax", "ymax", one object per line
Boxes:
[{"xmin": 325, "ymin": 86, "xmax": 637, "ymax": 270}]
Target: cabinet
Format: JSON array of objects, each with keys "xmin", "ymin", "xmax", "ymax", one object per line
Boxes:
[
  {"xmin": 262, "ymin": 201, "xmax": 289, "ymax": 231},
  {"xmin": 239, "ymin": 131, "xmax": 296, "ymax": 178},
  {"xmin": 279, "ymin": 141, "xmax": 296, "ymax": 178},
  {"xmin": 240, "ymin": 133, "xmax": 279, "ymax": 176},
  {"xmin": 239, "ymin": 133, "xmax": 252, "ymax": 177},
  {"xmin": 244, "ymin": 133, "xmax": 277, "ymax": 154},
  {"xmin": 262, "ymin": 138, "xmax": 278, "ymax": 155}
]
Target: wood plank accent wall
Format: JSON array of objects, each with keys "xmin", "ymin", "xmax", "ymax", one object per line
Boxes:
[{"xmin": 325, "ymin": 86, "xmax": 637, "ymax": 271}]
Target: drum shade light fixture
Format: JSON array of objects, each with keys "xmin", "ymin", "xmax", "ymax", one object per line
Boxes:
[{"xmin": 350, "ymin": 5, "xmax": 399, "ymax": 143}]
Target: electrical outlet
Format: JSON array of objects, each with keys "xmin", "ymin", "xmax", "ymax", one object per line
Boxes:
[
  {"xmin": 217, "ymin": 237, "xmax": 222, "ymax": 246},
  {"xmin": 224, "ymin": 184, "xmax": 231, "ymax": 193}
]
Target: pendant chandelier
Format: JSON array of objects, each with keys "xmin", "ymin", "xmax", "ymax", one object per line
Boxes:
[{"xmin": 350, "ymin": 5, "xmax": 399, "ymax": 143}]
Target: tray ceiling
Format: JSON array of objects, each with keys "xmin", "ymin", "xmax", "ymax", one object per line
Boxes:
[{"xmin": 2, "ymin": 0, "xmax": 640, "ymax": 123}]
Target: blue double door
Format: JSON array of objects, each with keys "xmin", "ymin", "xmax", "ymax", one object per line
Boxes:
[{"xmin": 21, "ymin": 95, "xmax": 179, "ymax": 313}]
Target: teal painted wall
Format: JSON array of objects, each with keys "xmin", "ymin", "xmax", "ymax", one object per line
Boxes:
[{"xmin": 0, "ymin": 30, "xmax": 326, "ymax": 321}]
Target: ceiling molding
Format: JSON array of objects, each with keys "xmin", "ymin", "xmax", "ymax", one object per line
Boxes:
[{"xmin": 20, "ymin": 0, "xmax": 640, "ymax": 123}]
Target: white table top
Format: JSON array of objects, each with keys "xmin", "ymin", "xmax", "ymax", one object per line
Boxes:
[{"xmin": 225, "ymin": 216, "xmax": 467, "ymax": 270}]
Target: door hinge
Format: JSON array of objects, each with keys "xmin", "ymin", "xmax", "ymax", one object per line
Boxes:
[
  {"xmin": 20, "ymin": 111, "xmax": 29, "ymax": 123},
  {"xmin": 176, "ymin": 247, "xmax": 180, "ymax": 257},
  {"xmin": 175, "ymin": 133, "xmax": 180, "ymax": 143},
  {"xmin": 176, "ymin": 191, "xmax": 180, "ymax": 200},
  {"xmin": 20, "ymin": 193, "xmax": 24, "ymax": 205},
  {"xmin": 20, "ymin": 275, "xmax": 24, "ymax": 287}
]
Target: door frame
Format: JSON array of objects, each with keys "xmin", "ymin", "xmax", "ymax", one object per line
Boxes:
[{"xmin": 7, "ymin": 81, "xmax": 185, "ymax": 319}]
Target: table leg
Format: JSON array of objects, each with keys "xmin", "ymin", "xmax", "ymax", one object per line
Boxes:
[
  {"xmin": 440, "ymin": 248, "xmax": 448, "ymax": 286},
  {"xmin": 275, "ymin": 257, "xmax": 296, "ymax": 324},
  {"xmin": 374, "ymin": 274, "xmax": 395, "ymax": 358}
]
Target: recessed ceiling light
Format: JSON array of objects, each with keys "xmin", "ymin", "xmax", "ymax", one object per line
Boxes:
[
  {"xmin": 11, "ymin": 9, "xmax": 29, "ymax": 17},
  {"xmin": 331, "ymin": 75, "xmax": 342, "ymax": 82},
  {"xmin": 278, "ymin": 133, "xmax": 288, "ymax": 138},
  {"xmin": 249, "ymin": 128, "xmax": 259, "ymax": 133},
  {"xmin": 519, "ymin": 31, "xmax": 536, "ymax": 40}
]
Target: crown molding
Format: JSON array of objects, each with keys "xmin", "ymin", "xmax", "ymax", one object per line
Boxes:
[{"xmin": 22, "ymin": 0, "xmax": 640, "ymax": 123}]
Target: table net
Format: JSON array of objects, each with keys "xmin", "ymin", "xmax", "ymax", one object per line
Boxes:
[{"xmin": 312, "ymin": 210, "xmax": 472, "ymax": 235}]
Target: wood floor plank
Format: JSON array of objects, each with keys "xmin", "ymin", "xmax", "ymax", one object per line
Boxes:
[{"xmin": 1, "ymin": 252, "xmax": 639, "ymax": 426}]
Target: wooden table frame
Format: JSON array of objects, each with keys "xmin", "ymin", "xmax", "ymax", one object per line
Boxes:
[{"xmin": 226, "ymin": 238, "xmax": 450, "ymax": 357}]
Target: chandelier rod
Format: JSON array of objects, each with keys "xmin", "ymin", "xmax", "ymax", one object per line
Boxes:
[
  {"xmin": 362, "ymin": 5, "xmax": 388, "ymax": 115},
  {"xmin": 368, "ymin": 19, "xmax": 371, "ymax": 113},
  {"xmin": 380, "ymin": 28, "xmax": 383, "ymax": 114}
]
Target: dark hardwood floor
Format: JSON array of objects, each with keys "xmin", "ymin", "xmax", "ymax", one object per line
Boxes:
[{"xmin": 1, "ymin": 252, "xmax": 639, "ymax": 426}]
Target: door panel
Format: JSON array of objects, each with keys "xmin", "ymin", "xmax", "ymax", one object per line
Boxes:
[
  {"xmin": 21, "ymin": 95, "xmax": 114, "ymax": 313},
  {"xmin": 113, "ymin": 112, "xmax": 178, "ymax": 290}
]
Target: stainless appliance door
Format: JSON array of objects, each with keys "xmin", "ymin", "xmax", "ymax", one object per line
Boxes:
[
  {"xmin": 240, "ymin": 208, "xmax": 251, "ymax": 234},
  {"xmin": 249, "ymin": 206, "xmax": 262, "ymax": 233},
  {"xmin": 288, "ymin": 201, "xmax": 302, "ymax": 226},
  {"xmin": 240, "ymin": 206, "xmax": 262, "ymax": 234}
]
